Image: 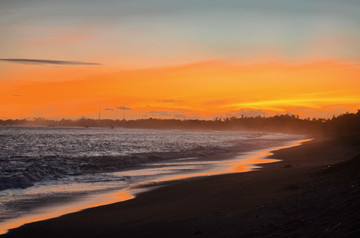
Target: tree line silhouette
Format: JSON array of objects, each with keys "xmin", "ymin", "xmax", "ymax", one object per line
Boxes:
[{"xmin": 1, "ymin": 110, "xmax": 359, "ymax": 140}]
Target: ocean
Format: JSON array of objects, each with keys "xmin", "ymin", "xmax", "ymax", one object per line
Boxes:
[{"xmin": 0, "ymin": 126, "xmax": 304, "ymax": 234}]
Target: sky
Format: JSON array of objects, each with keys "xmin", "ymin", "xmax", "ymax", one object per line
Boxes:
[{"xmin": 1, "ymin": 0, "xmax": 359, "ymax": 119}]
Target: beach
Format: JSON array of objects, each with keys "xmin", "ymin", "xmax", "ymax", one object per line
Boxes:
[{"xmin": 2, "ymin": 138, "xmax": 360, "ymax": 237}]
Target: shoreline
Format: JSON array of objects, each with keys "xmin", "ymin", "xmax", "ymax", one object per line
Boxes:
[
  {"xmin": 0, "ymin": 138, "xmax": 307, "ymax": 235},
  {"xmin": 2, "ymin": 137, "xmax": 360, "ymax": 237}
]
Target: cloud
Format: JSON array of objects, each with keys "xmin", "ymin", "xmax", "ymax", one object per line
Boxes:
[
  {"xmin": 149, "ymin": 110, "xmax": 201, "ymax": 119},
  {"xmin": 0, "ymin": 58, "xmax": 100, "ymax": 65},
  {"xmin": 117, "ymin": 106, "xmax": 131, "ymax": 110},
  {"xmin": 104, "ymin": 108, "xmax": 114, "ymax": 111},
  {"xmin": 149, "ymin": 111, "xmax": 172, "ymax": 117},
  {"xmin": 10, "ymin": 94, "xmax": 23, "ymax": 96}
]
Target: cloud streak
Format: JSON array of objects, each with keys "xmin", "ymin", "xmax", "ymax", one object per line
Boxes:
[
  {"xmin": 117, "ymin": 106, "xmax": 131, "ymax": 110},
  {"xmin": 0, "ymin": 58, "xmax": 100, "ymax": 65}
]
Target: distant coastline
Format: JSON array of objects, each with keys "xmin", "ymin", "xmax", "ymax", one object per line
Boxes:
[{"xmin": 1, "ymin": 110, "xmax": 359, "ymax": 139}]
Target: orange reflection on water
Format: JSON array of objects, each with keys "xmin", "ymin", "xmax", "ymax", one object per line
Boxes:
[{"xmin": 0, "ymin": 190, "xmax": 134, "ymax": 235}]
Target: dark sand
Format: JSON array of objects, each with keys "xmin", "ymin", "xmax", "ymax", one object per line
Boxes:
[{"xmin": 3, "ymin": 139, "xmax": 360, "ymax": 238}]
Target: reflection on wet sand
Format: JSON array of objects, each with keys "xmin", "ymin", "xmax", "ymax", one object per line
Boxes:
[
  {"xmin": 0, "ymin": 190, "xmax": 134, "ymax": 235},
  {"xmin": 151, "ymin": 139, "xmax": 310, "ymax": 183}
]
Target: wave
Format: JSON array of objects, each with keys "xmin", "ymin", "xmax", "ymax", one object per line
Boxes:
[{"xmin": 0, "ymin": 135, "xmax": 299, "ymax": 191}]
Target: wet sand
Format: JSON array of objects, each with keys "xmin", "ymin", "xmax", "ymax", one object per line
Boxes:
[{"xmin": 3, "ymin": 139, "xmax": 360, "ymax": 238}]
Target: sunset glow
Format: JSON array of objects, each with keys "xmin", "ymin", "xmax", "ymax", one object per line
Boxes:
[{"xmin": 1, "ymin": 0, "xmax": 359, "ymax": 119}]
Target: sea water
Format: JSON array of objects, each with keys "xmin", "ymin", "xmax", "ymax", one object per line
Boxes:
[{"xmin": 0, "ymin": 126, "xmax": 303, "ymax": 230}]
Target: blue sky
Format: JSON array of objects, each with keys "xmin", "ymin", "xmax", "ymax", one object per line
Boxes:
[{"xmin": 1, "ymin": 0, "xmax": 359, "ymax": 67}]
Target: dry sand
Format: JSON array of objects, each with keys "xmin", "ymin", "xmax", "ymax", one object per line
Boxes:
[{"xmin": 2, "ymin": 139, "xmax": 360, "ymax": 238}]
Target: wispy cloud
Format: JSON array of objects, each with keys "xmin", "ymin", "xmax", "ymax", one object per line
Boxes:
[
  {"xmin": 225, "ymin": 97, "xmax": 360, "ymax": 110},
  {"xmin": 117, "ymin": 106, "xmax": 131, "ymax": 110},
  {"xmin": 149, "ymin": 110, "xmax": 200, "ymax": 119},
  {"xmin": 10, "ymin": 94, "xmax": 24, "ymax": 97},
  {"xmin": 149, "ymin": 111, "xmax": 171, "ymax": 117},
  {"xmin": 0, "ymin": 58, "xmax": 100, "ymax": 65}
]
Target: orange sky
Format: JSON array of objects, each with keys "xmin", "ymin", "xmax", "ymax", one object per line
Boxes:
[
  {"xmin": 1, "ymin": 59, "xmax": 359, "ymax": 119},
  {"xmin": 1, "ymin": 1, "xmax": 360, "ymax": 119}
]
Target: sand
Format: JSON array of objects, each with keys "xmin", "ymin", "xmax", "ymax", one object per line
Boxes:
[{"xmin": 2, "ymin": 139, "xmax": 360, "ymax": 238}]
